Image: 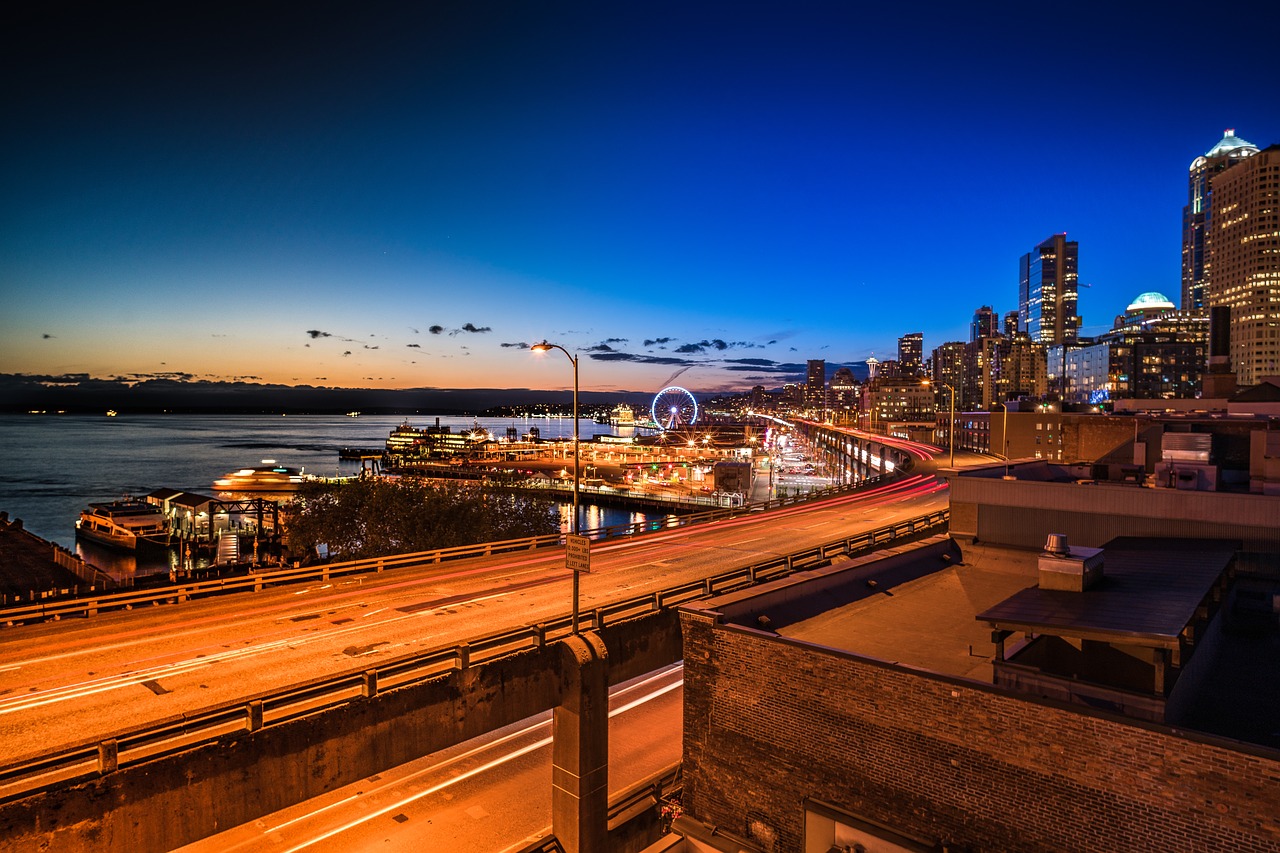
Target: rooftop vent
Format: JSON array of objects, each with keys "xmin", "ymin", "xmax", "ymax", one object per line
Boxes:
[{"xmin": 1039, "ymin": 533, "xmax": 1104, "ymax": 592}]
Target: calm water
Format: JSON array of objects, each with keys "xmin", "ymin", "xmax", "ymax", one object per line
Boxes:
[{"xmin": 0, "ymin": 413, "xmax": 654, "ymax": 578}]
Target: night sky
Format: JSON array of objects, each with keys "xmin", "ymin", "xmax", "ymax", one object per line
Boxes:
[{"xmin": 3, "ymin": 2, "xmax": 1278, "ymax": 395}]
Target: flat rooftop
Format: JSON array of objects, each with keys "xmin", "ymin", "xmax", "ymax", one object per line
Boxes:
[{"xmin": 977, "ymin": 538, "xmax": 1235, "ymax": 647}]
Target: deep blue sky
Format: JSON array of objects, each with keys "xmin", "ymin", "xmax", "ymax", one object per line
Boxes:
[{"xmin": 3, "ymin": 2, "xmax": 1278, "ymax": 394}]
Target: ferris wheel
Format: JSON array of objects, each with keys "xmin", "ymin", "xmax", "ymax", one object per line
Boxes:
[{"xmin": 651, "ymin": 386, "xmax": 699, "ymax": 431}]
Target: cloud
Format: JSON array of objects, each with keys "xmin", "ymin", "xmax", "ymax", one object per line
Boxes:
[
  {"xmin": 587, "ymin": 352, "xmax": 692, "ymax": 366},
  {"xmin": 643, "ymin": 337, "xmax": 674, "ymax": 347},
  {"xmin": 500, "ymin": 342, "xmax": 529, "ymax": 349},
  {"xmin": 409, "ymin": 327, "xmax": 419, "ymax": 334},
  {"xmin": 342, "ymin": 351, "xmax": 352, "ymax": 356},
  {"xmin": 584, "ymin": 344, "xmax": 615, "ymax": 352},
  {"xmin": 602, "ymin": 337, "xmax": 628, "ymax": 344},
  {"xmin": 460, "ymin": 323, "xmax": 491, "ymax": 333},
  {"xmin": 42, "ymin": 333, "xmax": 55, "ymax": 339},
  {"xmin": 428, "ymin": 325, "xmax": 444, "ymax": 335},
  {"xmin": 660, "ymin": 365, "xmax": 693, "ymax": 387},
  {"xmin": 306, "ymin": 330, "xmax": 332, "ymax": 339},
  {"xmin": 406, "ymin": 343, "xmax": 421, "ymax": 348},
  {"xmin": 363, "ymin": 345, "xmax": 379, "ymax": 350}
]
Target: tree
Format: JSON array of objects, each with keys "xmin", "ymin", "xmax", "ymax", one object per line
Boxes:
[{"xmin": 284, "ymin": 478, "xmax": 560, "ymax": 562}]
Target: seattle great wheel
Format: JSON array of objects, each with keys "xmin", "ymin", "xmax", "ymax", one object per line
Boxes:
[{"xmin": 651, "ymin": 386, "xmax": 699, "ymax": 431}]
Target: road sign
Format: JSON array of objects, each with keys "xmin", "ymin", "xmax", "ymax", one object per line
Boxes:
[{"xmin": 565, "ymin": 534, "xmax": 591, "ymax": 573}]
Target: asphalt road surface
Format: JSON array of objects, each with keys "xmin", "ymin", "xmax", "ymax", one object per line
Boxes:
[{"xmin": 176, "ymin": 664, "xmax": 684, "ymax": 853}]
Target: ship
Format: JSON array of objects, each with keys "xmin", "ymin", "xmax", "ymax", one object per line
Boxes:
[
  {"xmin": 213, "ymin": 460, "xmax": 312, "ymax": 492},
  {"xmin": 609, "ymin": 404, "xmax": 636, "ymax": 426},
  {"xmin": 76, "ymin": 500, "xmax": 169, "ymax": 550}
]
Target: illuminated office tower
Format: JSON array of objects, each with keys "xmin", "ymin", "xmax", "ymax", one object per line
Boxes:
[
  {"xmin": 897, "ymin": 333, "xmax": 923, "ymax": 376},
  {"xmin": 1018, "ymin": 234, "xmax": 1080, "ymax": 345},
  {"xmin": 1208, "ymin": 143, "xmax": 1280, "ymax": 385},
  {"xmin": 1182, "ymin": 129, "xmax": 1258, "ymax": 310},
  {"xmin": 971, "ymin": 306, "xmax": 998, "ymax": 342},
  {"xmin": 806, "ymin": 359, "xmax": 826, "ymax": 411}
]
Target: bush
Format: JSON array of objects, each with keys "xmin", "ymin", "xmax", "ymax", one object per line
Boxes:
[{"xmin": 285, "ymin": 478, "xmax": 560, "ymax": 561}]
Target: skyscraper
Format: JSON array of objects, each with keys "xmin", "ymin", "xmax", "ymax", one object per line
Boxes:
[
  {"xmin": 1018, "ymin": 234, "xmax": 1079, "ymax": 345},
  {"xmin": 897, "ymin": 333, "xmax": 923, "ymax": 376},
  {"xmin": 1182, "ymin": 129, "xmax": 1259, "ymax": 310},
  {"xmin": 806, "ymin": 359, "xmax": 826, "ymax": 411},
  {"xmin": 1208, "ymin": 143, "xmax": 1280, "ymax": 385},
  {"xmin": 971, "ymin": 306, "xmax": 998, "ymax": 342}
]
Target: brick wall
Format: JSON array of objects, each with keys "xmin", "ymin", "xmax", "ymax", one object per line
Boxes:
[{"xmin": 681, "ymin": 612, "xmax": 1280, "ymax": 853}]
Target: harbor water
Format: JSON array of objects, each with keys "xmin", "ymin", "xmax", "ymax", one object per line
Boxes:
[{"xmin": 0, "ymin": 413, "xmax": 660, "ymax": 581}]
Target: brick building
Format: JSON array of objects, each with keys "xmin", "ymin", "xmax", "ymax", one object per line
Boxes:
[{"xmin": 673, "ymin": 535, "xmax": 1280, "ymax": 852}]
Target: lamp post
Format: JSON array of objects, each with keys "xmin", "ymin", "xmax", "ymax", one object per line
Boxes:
[
  {"xmin": 925, "ymin": 380, "xmax": 956, "ymax": 468},
  {"xmin": 996, "ymin": 401, "xmax": 1010, "ymax": 477},
  {"xmin": 531, "ymin": 341, "xmax": 581, "ymax": 633}
]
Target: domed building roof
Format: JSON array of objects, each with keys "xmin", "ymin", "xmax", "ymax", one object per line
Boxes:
[
  {"xmin": 1192, "ymin": 129, "xmax": 1259, "ymax": 169},
  {"xmin": 1126, "ymin": 291, "xmax": 1175, "ymax": 314}
]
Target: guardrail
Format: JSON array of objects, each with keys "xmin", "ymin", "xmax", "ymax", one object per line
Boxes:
[
  {"xmin": 0, "ymin": 509, "xmax": 947, "ymax": 804},
  {"xmin": 0, "ymin": 476, "xmax": 886, "ymax": 625}
]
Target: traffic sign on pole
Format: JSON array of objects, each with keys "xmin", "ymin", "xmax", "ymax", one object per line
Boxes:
[{"xmin": 565, "ymin": 534, "xmax": 591, "ymax": 573}]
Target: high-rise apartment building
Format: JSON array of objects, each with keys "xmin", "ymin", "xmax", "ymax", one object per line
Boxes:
[
  {"xmin": 1182, "ymin": 129, "xmax": 1259, "ymax": 310},
  {"xmin": 1019, "ymin": 234, "xmax": 1080, "ymax": 345},
  {"xmin": 971, "ymin": 306, "xmax": 998, "ymax": 342},
  {"xmin": 897, "ymin": 333, "xmax": 923, "ymax": 376},
  {"xmin": 805, "ymin": 359, "xmax": 826, "ymax": 411},
  {"xmin": 1003, "ymin": 311, "xmax": 1019, "ymax": 338},
  {"xmin": 1208, "ymin": 143, "xmax": 1280, "ymax": 385}
]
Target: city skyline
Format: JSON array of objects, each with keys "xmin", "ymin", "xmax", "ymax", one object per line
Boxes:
[{"xmin": 3, "ymin": 3, "xmax": 1278, "ymax": 396}]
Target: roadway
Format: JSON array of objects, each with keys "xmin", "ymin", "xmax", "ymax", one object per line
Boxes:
[
  {"xmin": 0, "ymin": 437, "xmax": 950, "ymax": 766},
  {"xmin": 176, "ymin": 664, "xmax": 684, "ymax": 853}
]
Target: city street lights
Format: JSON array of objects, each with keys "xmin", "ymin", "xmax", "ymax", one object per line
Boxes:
[{"xmin": 531, "ymin": 340, "xmax": 581, "ymax": 633}]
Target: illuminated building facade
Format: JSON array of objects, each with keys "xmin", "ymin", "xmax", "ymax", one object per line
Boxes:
[
  {"xmin": 1183, "ymin": 129, "xmax": 1259, "ymax": 310},
  {"xmin": 897, "ymin": 332, "xmax": 923, "ymax": 376},
  {"xmin": 1208, "ymin": 143, "xmax": 1280, "ymax": 386},
  {"xmin": 971, "ymin": 306, "xmax": 998, "ymax": 342},
  {"xmin": 805, "ymin": 359, "xmax": 826, "ymax": 411},
  {"xmin": 1019, "ymin": 234, "xmax": 1080, "ymax": 345}
]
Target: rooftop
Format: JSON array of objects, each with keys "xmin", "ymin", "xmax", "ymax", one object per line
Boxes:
[{"xmin": 977, "ymin": 537, "xmax": 1235, "ymax": 647}]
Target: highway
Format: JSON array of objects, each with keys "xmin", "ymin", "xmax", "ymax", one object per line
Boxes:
[
  {"xmin": 176, "ymin": 664, "xmax": 683, "ymax": 853},
  {"xmin": 0, "ymin": 436, "xmax": 948, "ymax": 766}
]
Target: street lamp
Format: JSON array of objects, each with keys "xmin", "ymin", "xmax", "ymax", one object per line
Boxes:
[
  {"xmin": 531, "ymin": 340, "xmax": 581, "ymax": 633},
  {"xmin": 925, "ymin": 380, "xmax": 956, "ymax": 468},
  {"xmin": 995, "ymin": 401, "xmax": 1010, "ymax": 477}
]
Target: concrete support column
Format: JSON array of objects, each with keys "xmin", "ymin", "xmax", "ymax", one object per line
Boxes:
[{"xmin": 553, "ymin": 631, "xmax": 609, "ymax": 853}]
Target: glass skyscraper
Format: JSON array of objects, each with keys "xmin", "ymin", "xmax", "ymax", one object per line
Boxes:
[{"xmin": 1018, "ymin": 234, "xmax": 1079, "ymax": 345}]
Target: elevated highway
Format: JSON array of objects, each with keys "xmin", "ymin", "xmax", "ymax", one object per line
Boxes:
[{"xmin": 0, "ymin": 426, "xmax": 951, "ymax": 849}]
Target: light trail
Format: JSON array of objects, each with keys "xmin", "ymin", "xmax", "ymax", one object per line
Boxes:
[{"xmin": 273, "ymin": 668, "xmax": 683, "ymax": 853}]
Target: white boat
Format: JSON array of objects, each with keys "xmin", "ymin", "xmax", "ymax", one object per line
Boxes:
[
  {"xmin": 214, "ymin": 460, "xmax": 311, "ymax": 492},
  {"xmin": 76, "ymin": 500, "xmax": 169, "ymax": 550},
  {"xmin": 609, "ymin": 404, "xmax": 636, "ymax": 426}
]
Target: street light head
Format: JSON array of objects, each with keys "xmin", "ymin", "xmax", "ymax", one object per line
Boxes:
[{"xmin": 531, "ymin": 341, "xmax": 552, "ymax": 353}]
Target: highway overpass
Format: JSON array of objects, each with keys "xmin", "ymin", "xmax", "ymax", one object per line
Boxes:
[{"xmin": 0, "ymin": 426, "xmax": 951, "ymax": 851}]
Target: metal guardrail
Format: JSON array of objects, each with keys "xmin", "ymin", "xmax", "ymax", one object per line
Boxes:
[
  {"xmin": 0, "ymin": 476, "xmax": 885, "ymax": 625},
  {"xmin": 0, "ymin": 509, "xmax": 947, "ymax": 803}
]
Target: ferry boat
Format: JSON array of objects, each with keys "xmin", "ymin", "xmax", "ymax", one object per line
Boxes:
[
  {"xmin": 609, "ymin": 404, "xmax": 636, "ymax": 426},
  {"xmin": 213, "ymin": 460, "xmax": 311, "ymax": 492},
  {"xmin": 76, "ymin": 500, "xmax": 169, "ymax": 550}
]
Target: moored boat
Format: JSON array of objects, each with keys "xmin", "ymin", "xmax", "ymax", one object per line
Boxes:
[{"xmin": 76, "ymin": 500, "xmax": 169, "ymax": 550}]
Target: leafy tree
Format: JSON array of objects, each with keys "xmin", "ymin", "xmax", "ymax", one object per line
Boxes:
[{"xmin": 284, "ymin": 478, "xmax": 560, "ymax": 561}]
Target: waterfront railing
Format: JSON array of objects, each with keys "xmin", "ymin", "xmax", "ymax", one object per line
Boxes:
[{"xmin": 0, "ymin": 508, "xmax": 948, "ymax": 803}]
